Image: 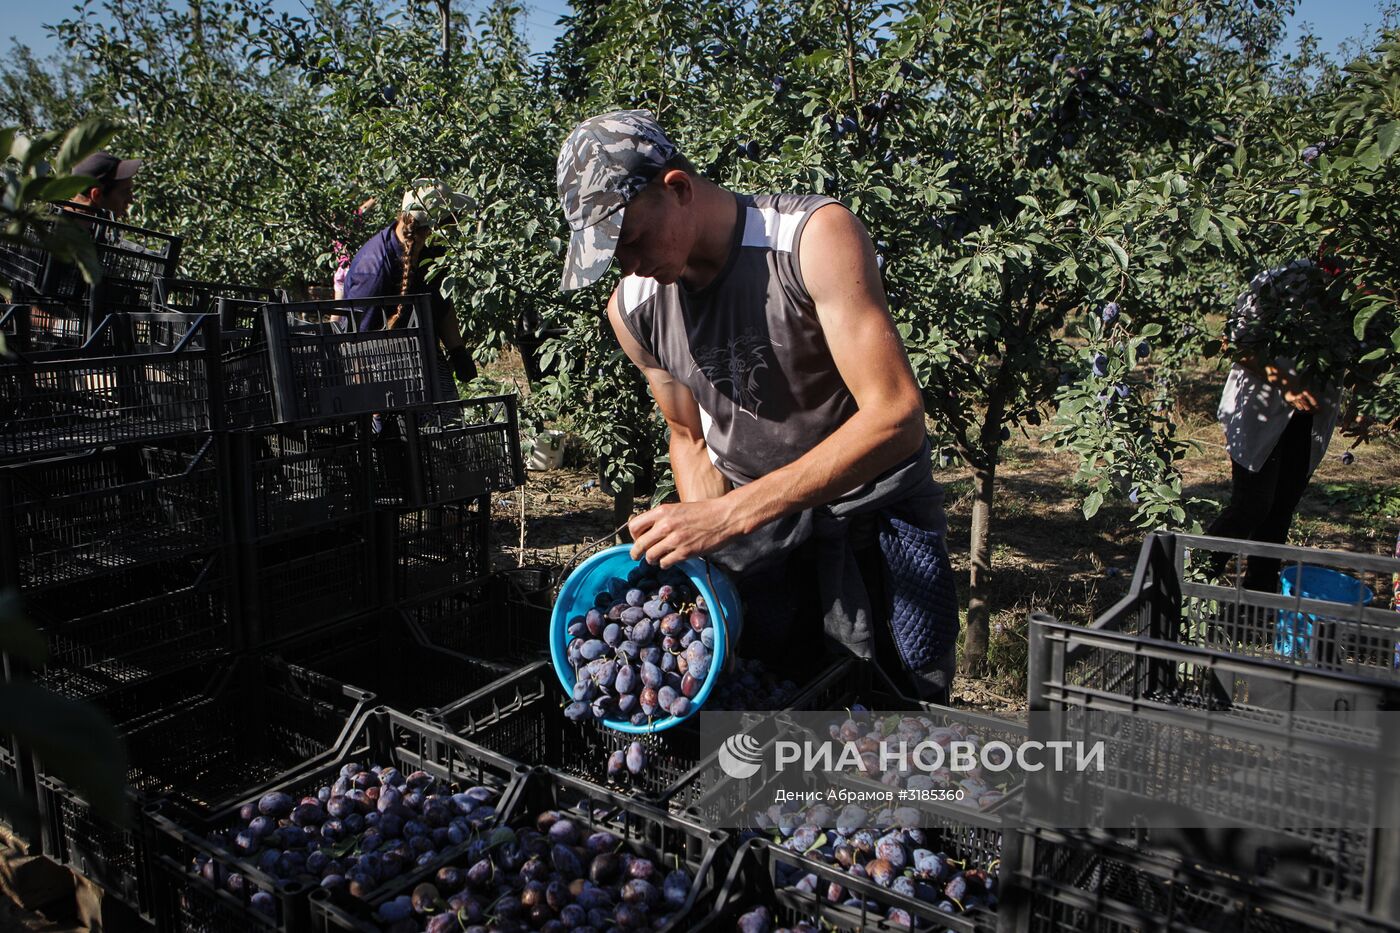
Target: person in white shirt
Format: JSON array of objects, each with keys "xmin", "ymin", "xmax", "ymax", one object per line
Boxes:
[{"xmin": 1206, "ymin": 259, "xmax": 1346, "ymax": 588}]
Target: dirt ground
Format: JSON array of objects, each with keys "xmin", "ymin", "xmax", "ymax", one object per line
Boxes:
[{"xmin": 481, "ymin": 346, "xmax": 1400, "ymax": 711}]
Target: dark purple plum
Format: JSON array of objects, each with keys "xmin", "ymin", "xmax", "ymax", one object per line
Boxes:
[
  {"xmin": 589, "ymin": 851, "xmax": 622, "ymax": 885},
  {"xmin": 257, "ymin": 791, "xmax": 295, "ymax": 818},
  {"xmin": 547, "ymin": 819, "xmax": 579, "ymax": 846},
  {"xmin": 737, "ymin": 906, "xmax": 772, "ymax": 933},
  {"xmin": 662, "ymin": 868, "xmax": 690, "ymax": 907},
  {"xmin": 249, "ymin": 891, "xmax": 276, "ymax": 917},
  {"xmin": 625, "ymin": 742, "xmax": 647, "ymax": 776},
  {"xmin": 551, "ymin": 844, "xmax": 583, "ymax": 879}
]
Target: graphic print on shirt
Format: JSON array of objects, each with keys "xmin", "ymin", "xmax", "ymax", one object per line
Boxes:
[{"xmin": 689, "ymin": 332, "xmax": 776, "ymax": 420}]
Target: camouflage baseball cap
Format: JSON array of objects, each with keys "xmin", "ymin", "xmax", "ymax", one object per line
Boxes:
[{"xmin": 556, "ymin": 110, "xmax": 680, "ymax": 291}]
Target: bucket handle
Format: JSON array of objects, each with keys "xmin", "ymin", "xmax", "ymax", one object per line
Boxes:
[
  {"xmin": 553, "ymin": 520, "xmax": 636, "ymax": 595},
  {"xmin": 700, "ymin": 557, "xmax": 738, "ymax": 678}
]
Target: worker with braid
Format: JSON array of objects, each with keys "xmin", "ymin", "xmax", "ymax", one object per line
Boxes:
[{"xmin": 342, "ymin": 179, "xmax": 477, "ymax": 394}]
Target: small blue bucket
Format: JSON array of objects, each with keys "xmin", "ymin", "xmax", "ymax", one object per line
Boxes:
[
  {"xmin": 1275, "ymin": 565, "xmax": 1374, "ymax": 659},
  {"xmin": 549, "ymin": 546, "xmax": 743, "ymax": 734}
]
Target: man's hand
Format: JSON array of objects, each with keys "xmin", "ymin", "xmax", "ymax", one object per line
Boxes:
[{"xmin": 627, "ymin": 498, "xmax": 743, "ymax": 568}]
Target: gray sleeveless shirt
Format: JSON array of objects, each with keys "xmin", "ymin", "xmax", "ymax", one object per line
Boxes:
[{"xmin": 617, "ymin": 193, "xmax": 859, "ymax": 485}]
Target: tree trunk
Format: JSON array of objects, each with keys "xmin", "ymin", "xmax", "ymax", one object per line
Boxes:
[
  {"xmin": 962, "ymin": 461, "xmax": 996, "ymax": 675},
  {"xmin": 437, "ymin": 0, "xmax": 451, "ymax": 69}
]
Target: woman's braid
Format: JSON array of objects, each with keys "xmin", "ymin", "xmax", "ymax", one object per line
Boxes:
[{"xmin": 391, "ymin": 212, "xmax": 418, "ymax": 329}]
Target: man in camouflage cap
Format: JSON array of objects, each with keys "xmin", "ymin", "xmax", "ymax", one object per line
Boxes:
[
  {"xmin": 555, "ymin": 110, "xmax": 960, "ymax": 702},
  {"xmin": 557, "ymin": 110, "xmax": 679, "ymax": 291}
]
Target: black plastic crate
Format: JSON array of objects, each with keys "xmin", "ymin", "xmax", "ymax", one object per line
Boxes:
[
  {"xmin": 676, "ymin": 718, "xmax": 1006, "ymax": 932},
  {"xmin": 997, "ymin": 825, "xmax": 1400, "ymax": 933},
  {"xmin": 1095, "ymin": 532, "xmax": 1400, "ymax": 688},
  {"xmin": 29, "ymin": 552, "xmax": 232, "ymax": 703},
  {"xmin": 769, "ymin": 660, "xmax": 1024, "ymax": 813},
  {"xmin": 398, "ymin": 570, "xmax": 551, "ymax": 665},
  {"xmin": 37, "ymin": 772, "xmax": 156, "ymax": 919},
  {"xmin": 0, "ymin": 435, "xmax": 224, "ymax": 596},
  {"xmin": 426, "ymin": 653, "xmax": 847, "ymax": 808},
  {"xmin": 496, "ymin": 564, "xmax": 554, "ymax": 657},
  {"xmin": 0, "ymin": 217, "xmax": 52, "ymax": 297},
  {"xmin": 372, "ymin": 395, "xmax": 524, "ymax": 508},
  {"xmin": 1029, "ymin": 570, "xmax": 1400, "ymax": 920},
  {"xmin": 112, "ymin": 656, "xmax": 373, "ymax": 812},
  {"xmin": 230, "ymin": 421, "xmax": 373, "ymax": 542},
  {"xmin": 696, "ymin": 837, "xmax": 998, "ymax": 932},
  {"xmin": 0, "ymin": 206, "xmax": 180, "ymax": 314},
  {"xmin": 260, "ymin": 297, "xmax": 442, "ymax": 424},
  {"xmin": 269, "ymin": 609, "xmax": 515, "ymax": 717},
  {"xmin": 239, "ymin": 517, "xmax": 378, "ymax": 647},
  {"xmin": 308, "ymin": 765, "xmax": 727, "ymax": 932},
  {"xmin": 665, "ymin": 658, "xmax": 1023, "ymax": 825},
  {"xmin": 151, "ymin": 276, "xmax": 283, "ymax": 317},
  {"xmin": 386, "ymin": 499, "xmax": 491, "ymax": 602},
  {"xmin": 33, "ymin": 655, "xmax": 372, "ymax": 922},
  {"xmin": 0, "ymin": 303, "xmax": 88, "ymax": 354},
  {"xmin": 147, "ymin": 709, "xmax": 527, "ymax": 933},
  {"xmin": 0, "ymin": 314, "xmax": 221, "ymax": 461}
]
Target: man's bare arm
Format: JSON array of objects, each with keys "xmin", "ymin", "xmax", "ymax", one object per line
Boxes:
[
  {"xmin": 627, "ymin": 203, "xmax": 926, "ymax": 566},
  {"xmin": 606, "ymin": 291, "xmax": 730, "ymax": 502}
]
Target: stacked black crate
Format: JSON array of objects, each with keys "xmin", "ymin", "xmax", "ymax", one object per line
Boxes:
[
  {"xmin": 0, "ymin": 203, "xmax": 180, "ymax": 339},
  {"xmin": 0, "ymin": 302, "xmax": 228, "ymax": 921},
  {"xmin": 372, "ymin": 392, "xmax": 535, "ymax": 669},
  {"xmin": 145, "ymin": 298, "xmax": 529, "ymax": 931},
  {"xmin": 214, "ymin": 294, "xmax": 438, "ymax": 652},
  {"xmin": 1007, "ymin": 532, "xmax": 1400, "ymax": 933}
]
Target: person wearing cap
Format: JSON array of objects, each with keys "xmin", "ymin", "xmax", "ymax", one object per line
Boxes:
[
  {"xmin": 342, "ymin": 179, "xmax": 477, "ymax": 389},
  {"xmin": 68, "ymin": 151, "xmax": 142, "ymax": 220},
  {"xmin": 556, "ymin": 110, "xmax": 958, "ymax": 702}
]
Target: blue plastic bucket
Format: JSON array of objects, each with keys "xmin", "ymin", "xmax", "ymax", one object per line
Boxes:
[
  {"xmin": 1275, "ymin": 565, "xmax": 1374, "ymax": 659},
  {"xmin": 549, "ymin": 546, "xmax": 743, "ymax": 734}
]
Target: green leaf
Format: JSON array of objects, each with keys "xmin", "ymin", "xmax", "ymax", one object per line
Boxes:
[
  {"xmin": 1378, "ymin": 121, "xmax": 1400, "ymax": 158},
  {"xmin": 34, "ymin": 175, "xmax": 97, "ymax": 204},
  {"xmin": 38, "ymin": 222, "xmax": 103, "ymax": 285},
  {"xmin": 54, "ymin": 119, "xmax": 122, "ymax": 173},
  {"xmin": 1354, "ymin": 303, "xmax": 1384, "ymax": 340},
  {"xmin": 1189, "ymin": 208, "xmax": 1210, "ymax": 239},
  {"xmin": 0, "ymin": 683, "xmax": 128, "ymax": 824},
  {"xmin": 1083, "ymin": 491, "xmax": 1104, "ymax": 519},
  {"xmin": 1102, "ymin": 237, "xmax": 1128, "ymax": 271}
]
